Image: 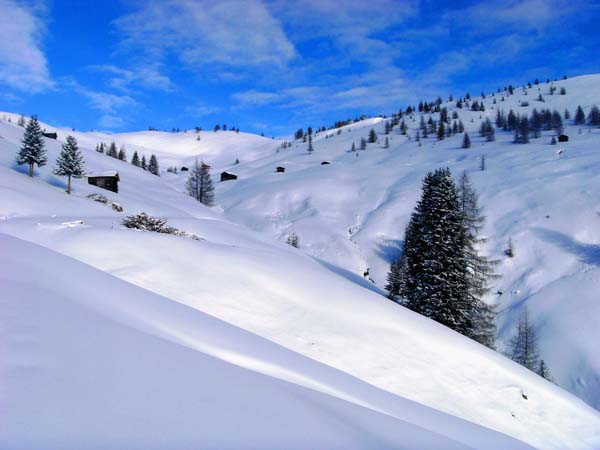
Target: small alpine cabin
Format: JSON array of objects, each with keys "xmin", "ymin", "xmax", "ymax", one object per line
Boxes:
[
  {"xmin": 276, "ymin": 166, "xmax": 285, "ymax": 173},
  {"xmin": 558, "ymin": 134, "xmax": 569, "ymax": 143},
  {"xmin": 220, "ymin": 171, "xmax": 238, "ymax": 182},
  {"xmin": 87, "ymin": 171, "xmax": 120, "ymax": 193},
  {"xmin": 42, "ymin": 132, "xmax": 58, "ymax": 139}
]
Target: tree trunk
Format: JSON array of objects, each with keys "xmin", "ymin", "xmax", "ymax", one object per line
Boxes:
[
  {"xmin": 29, "ymin": 163, "xmax": 33, "ymax": 177},
  {"xmin": 67, "ymin": 175, "xmax": 71, "ymax": 194}
]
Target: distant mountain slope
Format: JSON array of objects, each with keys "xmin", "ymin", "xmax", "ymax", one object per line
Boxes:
[{"xmin": 1, "ymin": 109, "xmax": 600, "ymax": 449}]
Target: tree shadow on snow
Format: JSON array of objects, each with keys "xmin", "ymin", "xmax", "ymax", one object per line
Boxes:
[
  {"xmin": 316, "ymin": 259, "xmax": 385, "ymax": 296},
  {"xmin": 374, "ymin": 238, "xmax": 404, "ymax": 264},
  {"xmin": 533, "ymin": 227, "xmax": 600, "ymax": 266}
]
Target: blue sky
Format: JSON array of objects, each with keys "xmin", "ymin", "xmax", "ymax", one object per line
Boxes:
[{"xmin": 1, "ymin": 0, "xmax": 599, "ymax": 136}]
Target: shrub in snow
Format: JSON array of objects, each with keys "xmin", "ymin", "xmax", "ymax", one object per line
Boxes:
[
  {"xmin": 87, "ymin": 193, "xmax": 124, "ymax": 212},
  {"xmin": 121, "ymin": 213, "xmax": 200, "ymax": 240},
  {"xmin": 505, "ymin": 238, "xmax": 515, "ymax": 257},
  {"xmin": 286, "ymin": 233, "xmax": 299, "ymax": 248}
]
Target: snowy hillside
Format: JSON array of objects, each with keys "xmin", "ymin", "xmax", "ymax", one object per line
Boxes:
[
  {"xmin": 1, "ymin": 92, "xmax": 600, "ymax": 450},
  {"xmin": 3, "ymin": 234, "xmax": 538, "ymax": 450},
  {"xmin": 66, "ymin": 74, "xmax": 600, "ymax": 413},
  {"xmin": 19, "ymin": 74, "xmax": 598, "ymax": 415}
]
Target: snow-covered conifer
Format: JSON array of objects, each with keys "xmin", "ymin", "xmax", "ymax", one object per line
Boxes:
[
  {"xmin": 131, "ymin": 151, "xmax": 140, "ymax": 167},
  {"xmin": 148, "ymin": 154, "xmax": 160, "ymax": 176},
  {"xmin": 186, "ymin": 159, "xmax": 214, "ymax": 206},
  {"xmin": 53, "ymin": 135, "xmax": 84, "ymax": 194},
  {"xmin": 16, "ymin": 115, "xmax": 46, "ymax": 177},
  {"xmin": 462, "ymin": 132, "xmax": 471, "ymax": 149}
]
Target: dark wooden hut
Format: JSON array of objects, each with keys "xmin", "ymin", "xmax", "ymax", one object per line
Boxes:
[
  {"xmin": 558, "ymin": 134, "xmax": 569, "ymax": 143},
  {"xmin": 42, "ymin": 132, "xmax": 58, "ymax": 139},
  {"xmin": 220, "ymin": 171, "xmax": 238, "ymax": 182},
  {"xmin": 87, "ymin": 171, "xmax": 120, "ymax": 193},
  {"xmin": 276, "ymin": 166, "xmax": 285, "ymax": 173}
]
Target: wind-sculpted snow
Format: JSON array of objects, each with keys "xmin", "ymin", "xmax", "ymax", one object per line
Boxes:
[{"xmin": 0, "ymin": 234, "xmax": 534, "ymax": 450}]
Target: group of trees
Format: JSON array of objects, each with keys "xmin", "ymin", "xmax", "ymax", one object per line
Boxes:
[
  {"xmin": 213, "ymin": 124, "xmax": 240, "ymax": 133},
  {"xmin": 577, "ymin": 105, "xmax": 600, "ymax": 126},
  {"xmin": 16, "ymin": 116, "xmax": 161, "ymax": 195},
  {"xmin": 386, "ymin": 167, "xmax": 555, "ymax": 382},
  {"xmin": 96, "ymin": 142, "xmax": 160, "ymax": 176},
  {"xmin": 494, "ymin": 108, "xmax": 564, "ymax": 144},
  {"xmin": 386, "ymin": 168, "xmax": 497, "ymax": 348},
  {"xmin": 16, "ymin": 116, "xmax": 84, "ymax": 194}
]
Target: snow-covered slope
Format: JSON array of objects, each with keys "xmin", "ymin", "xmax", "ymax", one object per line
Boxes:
[
  {"xmin": 3, "ymin": 234, "xmax": 537, "ymax": 450},
  {"xmin": 1, "ymin": 102, "xmax": 600, "ymax": 449},
  {"xmin": 63, "ymin": 74, "xmax": 599, "ymax": 412}
]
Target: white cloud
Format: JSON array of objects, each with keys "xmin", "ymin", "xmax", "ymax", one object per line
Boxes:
[
  {"xmin": 231, "ymin": 90, "xmax": 281, "ymax": 106},
  {"xmin": 64, "ymin": 79, "xmax": 137, "ymax": 129},
  {"xmin": 443, "ymin": 0, "xmax": 584, "ymax": 34},
  {"xmin": 114, "ymin": 0, "xmax": 296, "ymax": 69},
  {"xmin": 0, "ymin": 0, "xmax": 52, "ymax": 92},
  {"xmin": 184, "ymin": 103, "xmax": 221, "ymax": 118},
  {"xmin": 98, "ymin": 114, "xmax": 126, "ymax": 129},
  {"xmin": 90, "ymin": 64, "xmax": 175, "ymax": 92}
]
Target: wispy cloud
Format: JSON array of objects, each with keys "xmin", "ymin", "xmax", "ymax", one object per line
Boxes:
[
  {"xmin": 0, "ymin": 0, "xmax": 52, "ymax": 92},
  {"xmin": 184, "ymin": 103, "xmax": 221, "ymax": 118},
  {"xmin": 114, "ymin": 0, "xmax": 296, "ymax": 71},
  {"xmin": 89, "ymin": 64, "xmax": 175, "ymax": 93},
  {"xmin": 64, "ymin": 78, "xmax": 137, "ymax": 130}
]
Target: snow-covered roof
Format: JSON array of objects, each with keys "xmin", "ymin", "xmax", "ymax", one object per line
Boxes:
[{"xmin": 86, "ymin": 170, "xmax": 119, "ymax": 178}]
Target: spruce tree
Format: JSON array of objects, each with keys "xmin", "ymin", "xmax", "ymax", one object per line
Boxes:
[
  {"xmin": 457, "ymin": 171, "xmax": 498, "ymax": 348},
  {"xmin": 107, "ymin": 142, "xmax": 118, "ymax": 158},
  {"xmin": 386, "ymin": 252, "xmax": 408, "ymax": 303},
  {"xmin": 462, "ymin": 132, "xmax": 471, "ymax": 149},
  {"xmin": 118, "ymin": 146, "xmax": 127, "ymax": 161},
  {"xmin": 360, "ymin": 137, "xmax": 367, "ymax": 150},
  {"xmin": 307, "ymin": 134, "xmax": 314, "ymax": 154},
  {"xmin": 53, "ymin": 135, "xmax": 84, "ymax": 194},
  {"xmin": 574, "ymin": 106, "xmax": 585, "ymax": 124},
  {"xmin": 141, "ymin": 155, "xmax": 148, "ymax": 170},
  {"xmin": 368, "ymin": 128, "xmax": 377, "ymax": 143},
  {"xmin": 508, "ymin": 308, "xmax": 539, "ymax": 371},
  {"xmin": 148, "ymin": 154, "xmax": 160, "ymax": 176},
  {"xmin": 589, "ymin": 105, "xmax": 600, "ymax": 126},
  {"xmin": 131, "ymin": 151, "xmax": 141, "ymax": 167},
  {"xmin": 437, "ymin": 122, "xmax": 445, "ymax": 140},
  {"xmin": 186, "ymin": 159, "xmax": 214, "ymax": 206},
  {"xmin": 17, "ymin": 115, "xmax": 47, "ymax": 177},
  {"xmin": 551, "ymin": 110, "xmax": 563, "ymax": 134},
  {"xmin": 537, "ymin": 360, "xmax": 553, "ymax": 382},
  {"xmin": 397, "ymin": 168, "xmax": 474, "ymax": 335},
  {"xmin": 514, "ymin": 116, "xmax": 530, "ymax": 143}
]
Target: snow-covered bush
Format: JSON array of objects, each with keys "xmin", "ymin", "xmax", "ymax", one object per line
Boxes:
[
  {"xmin": 286, "ymin": 233, "xmax": 299, "ymax": 248},
  {"xmin": 121, "ymin": 213, "xmax": 200, "ymax": 240},
  {"xmin": 87, "ymin": 193, "xmax": 123, "ymax": 212}
]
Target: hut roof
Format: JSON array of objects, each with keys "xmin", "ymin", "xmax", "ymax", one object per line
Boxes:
[{"xmin": 87, "ymin": 170, "xmax": 120, "ymax": 179}]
